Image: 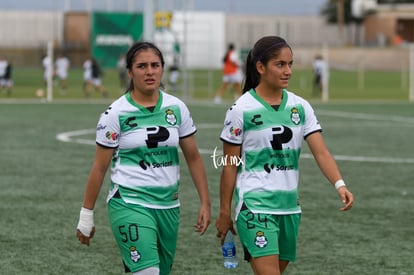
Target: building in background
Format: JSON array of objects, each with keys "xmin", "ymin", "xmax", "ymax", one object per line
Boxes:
[{"xmin": 0, "ymin": 1, "xmax": 414, "ymax": 69}]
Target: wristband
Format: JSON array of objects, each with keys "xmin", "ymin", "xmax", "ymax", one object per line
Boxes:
[
  {"xmin": 77, "ymin": 207, "xmax": 94, "ymax": 237},
  {"xmin": 334, "ymin": 179, "xmax": 346, "ymax": 190}
]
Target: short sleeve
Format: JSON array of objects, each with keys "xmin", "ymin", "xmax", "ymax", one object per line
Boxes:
[
  {"xmin": 178, "ymin": 102, "xmax": 196, "ymax": 138},
  {"xmin": 220, "ymin": 105, "xmax": 243, "ymax": 145},
  {"xmin": 95, "ymin": 105, "xmax": 120, "ymax": 148},
  {"xmin": 302, "ymin": 100, "xmax": 322, "ymax": 136}
]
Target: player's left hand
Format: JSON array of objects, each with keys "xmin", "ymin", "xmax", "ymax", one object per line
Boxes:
[
  {"xmin": 194, "ymin": 204, "xmax": 211, "ymax": 235},
  {"xmin": 338, "ymin": 186, "xmax": 354, "ymax": 211},
  {"xmin": 215, "ymin": 212, "xmax": 236, "ymax": 245}
]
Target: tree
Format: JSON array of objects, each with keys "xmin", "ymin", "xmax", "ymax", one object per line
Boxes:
[
  {"xmin": 320, "ymin": 0, "xmax": 373, "ymax": 45},
  {"xmin": 378, "ymin": 0, "xmax": 414, "ymax": 3},
  {"xmin": 321, "ymin": 0, "xmax": 354, "ymax": 25},
  {"xmin": 321, "ymin": 0, "xmax": 353, "ymax": 44}
]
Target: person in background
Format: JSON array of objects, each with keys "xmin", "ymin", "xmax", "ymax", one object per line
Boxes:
[
  {"xmin": 215, "ymin": 36, "xmax": 354, "ymax": 275},
  {"xmin": 392, "ymin": 32, "xmax": 406, "ymax": 47},
  {"xmin": 0, "ymin": 60, "xmax": 13, "ymax": 96},
  {"xmin": 312, "ymin": 54, "xmax": 326, "ymax": 96},
  {"xmin": 76, "ymin": 41, "xmax": 211, "ymax": 275},
  {"xmin": 0, "ymin": 56, "xmax": 12, "ymax": 96},
  {"xmin": 82, "ymin": 57, "xmax": 92, "ymax": 94},
  {"xmin": 42, "ymin": 54, "xmax": 53, "ymax": 86},
  {"xmin": 117, "ymin": 53, "xmax": 128, "ymax": 91},
  {"xmin": 167, "ymin": 56, "xmax": 180, "ymax": 94},
  {"xmin": 55, "ymin": 52, "xmax": 70, "ymax": 95},
  {"xmin": 214, "ymin": 43, "xmax": 243, "ymax": 104},
  {"xmin": 0, "ymin": 55, "xmax": 7, "ymax": 80},
  {"xmin": 83, "ymin": 57, "xmax": 108, "ymax": 98}
]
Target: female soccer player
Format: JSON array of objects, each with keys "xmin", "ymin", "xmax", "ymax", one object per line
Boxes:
[
  {"xmin": 76, "ymin": 41, "xmax": 211, "ymax": 275},
  {"xmin": 215, "ymin": 36, "xmax": 353, "ymax": 275}
]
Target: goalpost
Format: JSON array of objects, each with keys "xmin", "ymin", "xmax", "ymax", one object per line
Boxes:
[
  {"xmin": 409, "ymin": 44, "xmax": 414, "ymax": 102},
  {"xmin": 321, "ymin": 43, "xmax": 329, "ymax": 103},
  {"xmin": 46, "ymin": 40, "xmax": 54, "ymax": 103}
]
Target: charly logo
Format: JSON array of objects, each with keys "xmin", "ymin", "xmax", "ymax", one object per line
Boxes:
[{"xmin": 165, "ymin": 109, "xmax": 177, "ymax": 125}]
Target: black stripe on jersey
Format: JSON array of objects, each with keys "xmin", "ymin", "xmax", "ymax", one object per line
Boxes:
[
  {"xmin": 96, "ymin": 141, "xmax": 119, "ymax": 149},
  {"xmin": 179, "ymin": 130, "xmax": 197, "ymax": 139},
  {"xmin": 304, "ymin": 129, "xmax": 322, "ymax": 140},
  {"xmin": 220, "ymin": 137, "xmax": 242, "ymax": 146}
]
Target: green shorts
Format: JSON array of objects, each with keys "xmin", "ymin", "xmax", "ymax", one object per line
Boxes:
[
  {"xmin": 108, "ymin": 195, "xmax": 180, "ymax": 274},
  {"xmin": 236, "ymin": 206, "xmax": 301, "ymax": 262}
]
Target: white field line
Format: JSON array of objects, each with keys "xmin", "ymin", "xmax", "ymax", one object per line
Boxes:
[
  {"xmin": 56, "ymin": 128, "xmax": 96, "ymax": 145},
  {"xmin": 316, "ymin": 110, "xmax": 414, "ymax": 124},
  {"xmin": 56, "ymin": 120, "xmax": 414, "ymax": 164},
  {"xmin": 55, "ymin": 124, "xmax": 222, "ymax": 151},
  {"xmin": 300, "ymin": 153, "xmax": 414, "ymax": 164}
]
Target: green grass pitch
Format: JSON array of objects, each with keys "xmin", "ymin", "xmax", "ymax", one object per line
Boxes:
[
  {"xmin": 0, "ymin": 67, "xmax": 413, "ymax": 274},
  {"xmin": 0, "ymin": 66, "xmax": 411, "ymax": 101}
]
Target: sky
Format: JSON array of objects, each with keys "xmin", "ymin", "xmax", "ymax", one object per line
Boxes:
[{"xmin": 0, "ymin": 0, "xmax": 328, "ymax": 16}]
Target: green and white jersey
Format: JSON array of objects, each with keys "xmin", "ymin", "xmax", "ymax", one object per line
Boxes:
[
  {"xmin": 96, "ymin": 91, "xmax": 196, "ymax": 209},
  {"xmin": 220, "ymin": 89, "xmax": 322, "ymax": 217}
]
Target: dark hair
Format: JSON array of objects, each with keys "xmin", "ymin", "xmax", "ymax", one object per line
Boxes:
[
  {"xmin": 223, "ymin": 43, "xmax": 235, "ymax": 63},
  {"xmin": 243, "ymin": 36, "xmax": 291, "ymax": 93},
  {"xmin": 91, "ymin": 59, "xmax": 101, "ymax": 78},
  {"xmin": 126, "ymin": 41, "xmax": 165, "ymax": 91}
]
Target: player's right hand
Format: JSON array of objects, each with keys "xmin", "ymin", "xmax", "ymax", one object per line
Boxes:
[
  {"xmin": 76, "ymin": 207, "xmax": 95, "ymax": 246},
  {"xmin": 77, "ymin": 227, "xmax": 95, "ymax": 246}
]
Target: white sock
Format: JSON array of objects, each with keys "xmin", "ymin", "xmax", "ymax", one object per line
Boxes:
[{"xmin": 133, "ymin": 267, "xmax": 160, "ymax": 275}]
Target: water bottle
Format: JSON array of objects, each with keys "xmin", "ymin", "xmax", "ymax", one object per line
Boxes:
[{"xmin": 222, "ymin": 231, "xmax": 239, "ymax": 269}]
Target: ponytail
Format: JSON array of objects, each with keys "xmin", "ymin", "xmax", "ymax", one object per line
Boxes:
[{"xmin": 242, "ymin": 50, "xmax": 260, "ymax": 93}]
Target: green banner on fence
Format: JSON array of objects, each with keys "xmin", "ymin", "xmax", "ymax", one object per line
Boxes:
[{"xmin": 91, "ymin": 12, "xmax": 144, "ymax": 68}]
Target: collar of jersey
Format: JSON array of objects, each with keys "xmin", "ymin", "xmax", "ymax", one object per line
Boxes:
[
  {"xmin": 250, "ymin": 89, "xmax": 287, "ymax": 111},
  {"xmin": 125, "ymin": 90, "xmax": 163, "ymax": 113}
]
